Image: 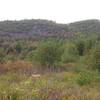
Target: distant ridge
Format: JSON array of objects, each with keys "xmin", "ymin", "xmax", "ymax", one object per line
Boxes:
[
  {"xmin": 68, "ymin": 19, "xmax": 100, "ymax": 34},
  {"xmin": 0, "ymin": 19, "xmax": 100, "ymax": 38}
]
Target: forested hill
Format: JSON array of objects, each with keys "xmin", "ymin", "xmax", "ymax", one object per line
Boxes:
[
  {"xmin": 0, "ymin": 19, "xmax": 100, "ymax": 38},
  {"xmin": 68, "ymin": 19, "xmax": 100, "ymax": 35},
  {"xmin": 0, "ymin": 19, "xmax": 69, "ymax": 38}
]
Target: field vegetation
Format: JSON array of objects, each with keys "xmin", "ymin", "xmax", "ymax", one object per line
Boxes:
[{"xmin": 0, "ymin": 33, "xmax": 100, "ymax": 100}]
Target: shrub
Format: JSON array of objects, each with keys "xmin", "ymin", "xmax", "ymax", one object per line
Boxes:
[
  {"xmin": 0, "ymin": 48, "xmax": 5, "ymax": 63},
  {"xmin": 73, "ymin": 34, "xmax": 86, "ymax": 56},
  {"xmin": 74, "ymin": 66, "xmax": 83, "ymax": 73},
  {"xmin": 7, "ymin": 93, "xmax": 18, "ymax": 100},
  {"xmin": 61, "ymin": 43, "xmax": 78, "ymax": 63},
  {"xmin": 34, "ymin": 40, "xmax": 64, "ymax": 69},
  {"xmin": 91, "ymin": 43, "xmax": 100, "ymax": 72},
  {"xmin": 75, "ymin": 71, "xmax": 93, "ymax": 86},
  {"xmin": 15, "ymin": 42, "xmax": 22, "ymax": 54},
  {"xmin": 75, "ymin": 40, "xmax": 85, "ymax": 56},
  {"xmin": 85, "ymin": 36, "xmax": 97, "ymax": 53}
]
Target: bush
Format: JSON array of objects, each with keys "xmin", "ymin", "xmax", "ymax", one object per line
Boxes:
[
  {"xmin": 75, "ymin": 71, "xmax": 93, "ymax": 86},
  {"xmin": 74, "ymin": 66, "xmax": 83, "ymax": 73},
  {"xmin": 34, "ymin": 40, "xmax": 64, "ymax": 69},
  {"xmin": 0, "ymin": 48, "xmax": 5, "ymax": 63},
  {"xmin": 73, "ymin": 34, "xmax": 86, "ymax": 56},
  {"xmin": 85, "ymin": 36, "xmax": 97, "ymax": 53},
  {"xmin": 15, "ymin": 42, "xmax": 22, "ymax": 54},
  {"xmin": 7, "ymin": 92, "xmax": 18, "ymax": 100},
  {"xmin": 61, "ymin": 43, "xmax": 78, "ymax": 63},
  {"xmin": 75, "ymin": 40, "xmax": 85, "ymax": 56},
  {"xmin": 90, "ymin": 43, "xmax": 100, "ymax": 72}
]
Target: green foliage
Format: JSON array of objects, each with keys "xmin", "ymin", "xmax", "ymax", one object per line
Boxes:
[
  {"xmin": 83, "ymin": 35, "xmax": 98, "ymax": 56},
  {"xmin": 15, "ymin": 42, "xmax": 22, "ymax": 53},
  {"xmin": 7, "ymin": 92, "xmax": 19, "ymax": 100},
  {"xmin": 73, "ymin": 34, "xmax": 86, "ymax": 56},
  {"xmin": 75, "ymin": 71, "xmax": 93, "ymax": 86},
  {"xmin": 77, "ymin": 40, "xmax": 85, "ymax": 56},
  {"xmin": 74, "ymin": 66, "xmax": 83, "ymax": 73},
  {"xmin": 34, "ymin": 40, "xmax": 63, "ymax": 68},
  {"xmin": 91, "ymin": 43, "xmax": 100, "ymax": 72},
  {"xmin": 71, "ymin": 34, "xmax": 97, "ymax": 57},
  {"xmin": 61, "ymin": 42, "xmax": 78, "ymax": 63},
  {"xmin": 0, "ymin": 48, "xmax": 5, "ymax": 63},
  {"xmin": 74, "ymin": 56, "xmax": 89, "ymax": 72}
]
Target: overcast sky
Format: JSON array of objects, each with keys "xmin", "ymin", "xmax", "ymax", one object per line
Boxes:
[{"xmin": 0, "ymin": 0, "xmax": 100, "ymax": 23}]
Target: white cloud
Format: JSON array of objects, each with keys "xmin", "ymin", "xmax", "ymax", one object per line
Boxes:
[{"xmin": 0, "ymin": 0, "xmax": 100, "ymax": 23}]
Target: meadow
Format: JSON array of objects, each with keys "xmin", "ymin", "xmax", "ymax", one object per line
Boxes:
[{"xmin": 0, "ymin": 34, "xmax": 100, "ymax": 100}]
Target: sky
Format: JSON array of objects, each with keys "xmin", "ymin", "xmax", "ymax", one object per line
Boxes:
[{"xmin": 0, "ymin": 0, "xmax": 100, "ymax": 23}]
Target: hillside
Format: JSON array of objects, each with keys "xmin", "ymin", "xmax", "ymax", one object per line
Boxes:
[
  {"xmin": 0, "ymin": 19, "xmax": 70, "ymax": 38},
  {"xmin": 0, "ymin": 19, "xmax": 100, "ymax": 38},
  {"xmin": 68, "ymin": 19, "xmax": 100, "ymax": 35}
]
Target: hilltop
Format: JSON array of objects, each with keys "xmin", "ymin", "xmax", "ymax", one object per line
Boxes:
[{"xmin": 0, "ymin": 19, "xmax": 100, "ymax": 38}]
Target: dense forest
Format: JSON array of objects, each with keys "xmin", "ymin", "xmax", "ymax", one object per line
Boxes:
[{"xmin": 0, "ymin": 19, "xmax": 100, "ymax": 100}]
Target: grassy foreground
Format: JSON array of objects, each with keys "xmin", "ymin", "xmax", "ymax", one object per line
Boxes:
[
  {"xmin": 0, "ymin": 61, "xmax": 100, "ymax": 100},
  {"xmin": 0, "ymin": 35, "xmax": 100, "ymax": 100}
]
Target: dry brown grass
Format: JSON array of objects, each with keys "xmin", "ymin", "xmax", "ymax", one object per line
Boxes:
[{"xmin": 0, "ymin": 60, "xmax": 35, "ymax": 75}]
